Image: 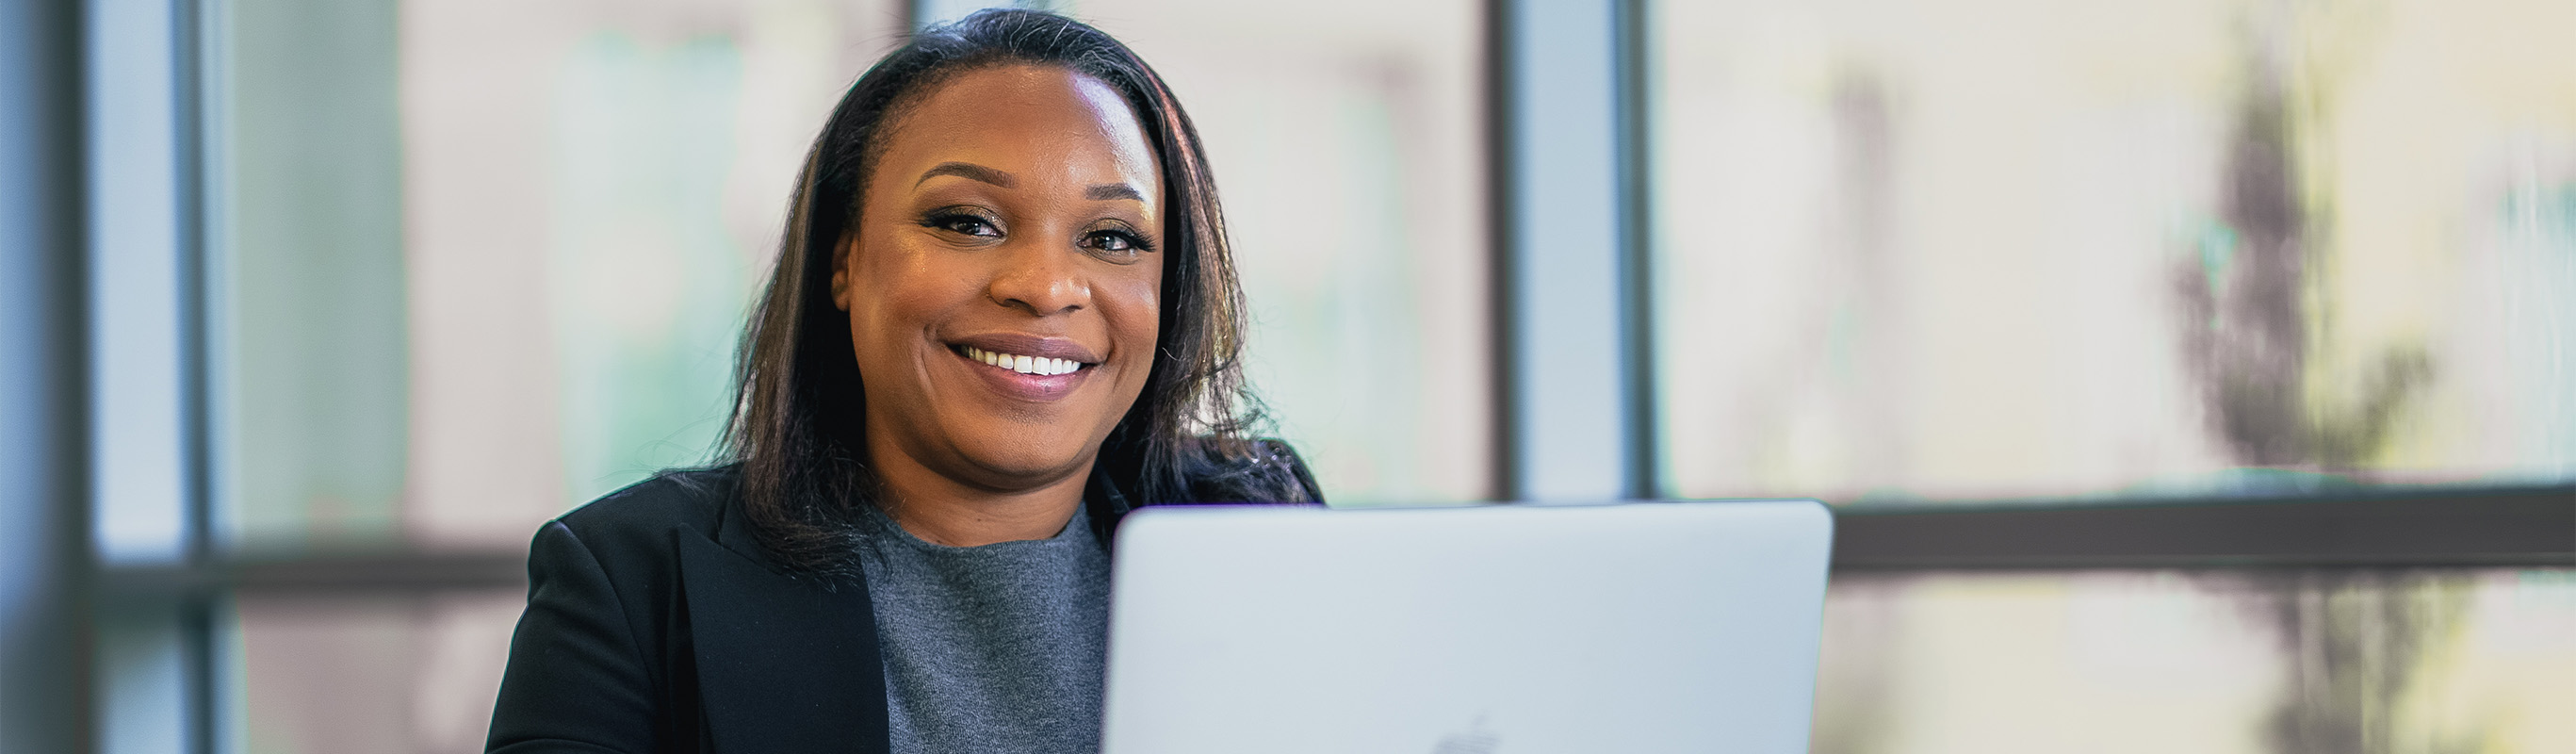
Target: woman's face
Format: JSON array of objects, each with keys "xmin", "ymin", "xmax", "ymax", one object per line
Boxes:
[{"xmin": 835, "ymin": 63, "xmax": 1165, "ymax": 493}]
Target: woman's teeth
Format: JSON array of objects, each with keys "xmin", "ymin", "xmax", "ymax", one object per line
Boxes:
[{"xmin": 962, "ymin": 346, "xmax": 1084, "ymax": 376}]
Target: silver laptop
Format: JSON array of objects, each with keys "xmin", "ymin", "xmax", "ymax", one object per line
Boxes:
[{"xmin": 1101, "ymin": 500, "xmax": 1835, "ymax": 754}]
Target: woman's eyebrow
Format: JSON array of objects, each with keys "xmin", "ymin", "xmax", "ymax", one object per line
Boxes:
[
  {"xmin": 916, "ymin": 161, "xmax": 1014, "ymax": 188},
  {"xmin": 1084, "ymin": 184, "xmax": 1144, "ymax": 202}
]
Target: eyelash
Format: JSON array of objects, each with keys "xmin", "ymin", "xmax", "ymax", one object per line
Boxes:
[
  {"xmin": 1084, "ymin": 228, "xmax": 1155, "ymax": 255},
  {"xmin": 916, "ymin": 209, "xmax": 1158, "ymax": 259},
  {"xmin": 920, "ymin": 209, "xmax": 1000, "ymax": 238}
]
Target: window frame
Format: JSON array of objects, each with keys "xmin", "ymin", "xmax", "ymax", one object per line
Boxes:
[{"xmin": 32, "ymin": 1, "xmax": 2573, "ymax": 753}]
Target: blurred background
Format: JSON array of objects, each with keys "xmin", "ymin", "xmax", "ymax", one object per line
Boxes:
[{"xmin": 2, "ymin": 0, "xmax": 2569, "ymax": 752}]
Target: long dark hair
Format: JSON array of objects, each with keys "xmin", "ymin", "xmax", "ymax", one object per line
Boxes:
[{"xmin": 719, "ymin": 8, "xmax": 1298, "ymax": 579}]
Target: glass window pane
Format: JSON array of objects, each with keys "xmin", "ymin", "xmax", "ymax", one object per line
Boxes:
[
  {"xmin": 232, "ymin": 590, "xmax": 523, "ymax": 753},
  {"xmin": 211, "ymin": 0, "xmax": 409, "ymax": 548},
  {"xmin": 1069, "ymin": 0, "xmax": 1494, "ymax": 504},
  {"xmin": 211, "ymin": 0, "xmax": 908, "ymax": 549},
  {"xmin": 1648, "ymin": 0, "xmax": 2576, "ymax": 502},
  {"xmin": 1816, "ymin": 569, "xmax": 2576, "ymax": 753}
]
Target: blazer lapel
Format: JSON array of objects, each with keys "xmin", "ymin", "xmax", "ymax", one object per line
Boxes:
[{"xmin": 677, "ymin": 520, "xmax": 887, "ymax": 754}]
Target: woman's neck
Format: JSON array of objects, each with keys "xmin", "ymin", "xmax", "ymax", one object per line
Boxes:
[{"xmin": 866, "ymin": 442, "xmax": 1090, "ymax": 548}]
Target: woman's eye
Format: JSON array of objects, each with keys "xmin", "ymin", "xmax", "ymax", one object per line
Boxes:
[
  {"xmin": 1086, "ymin": 231, "xmax": 1133, "ymax": 252},
  {"xmin": 923, "ymin": 212, "xmax": 1000, "ymax": 238},
  {"xmin": 1081, "ymin": 229, "xmax": 1152, "ymax": 262}
]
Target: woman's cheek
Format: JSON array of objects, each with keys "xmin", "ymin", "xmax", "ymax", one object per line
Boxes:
[
  {"xmin": 1107, "ymin": 277, "xmax": 1160, "ymax": 365},
  {"xmin": 869, "ymin": 249, "xmax": 971, "ymax": 331}
]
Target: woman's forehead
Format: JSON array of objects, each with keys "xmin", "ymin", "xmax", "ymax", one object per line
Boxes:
[{"xmin": 872, "ymin": 64, "xmax": 1163, "ymax": 198}]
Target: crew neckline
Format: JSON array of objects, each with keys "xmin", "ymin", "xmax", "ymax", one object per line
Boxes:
[{"xmin": 859, "ymin": 500, "xmax": 1093, "ymax": 554}]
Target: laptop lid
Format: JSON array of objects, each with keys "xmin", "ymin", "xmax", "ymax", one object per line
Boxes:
[{"xmin": 1101, "ymin": 500, "xmax": 1834, "ymax": 754}]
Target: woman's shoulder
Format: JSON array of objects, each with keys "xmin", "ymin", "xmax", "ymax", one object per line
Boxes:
[
  {"xmin": 548, "ymin": 464, "xmax": 742, "ymax": 553},
  {"xmin": 1178, "ymin": 437, "xmax": 1324, "ymax": 505}
]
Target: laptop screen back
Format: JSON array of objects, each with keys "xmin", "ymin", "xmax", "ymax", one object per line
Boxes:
[{"xmin": 1101, "ymin": 500, "xmax": 1834, "ymax": 754}]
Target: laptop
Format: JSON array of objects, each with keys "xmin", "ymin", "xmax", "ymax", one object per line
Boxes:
[{"xmin": 1100, "ymin": 499, "xmax": 1835, "ymax": 754}]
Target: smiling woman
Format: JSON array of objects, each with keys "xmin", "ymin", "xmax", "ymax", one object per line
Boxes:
[
  {"xmin": 839, "ymin": 66, "xmax": 1170, "ymax": 548},
  {"xmin": 483, "ymin": 10, "xmax": 1319, "ymax": 754}
]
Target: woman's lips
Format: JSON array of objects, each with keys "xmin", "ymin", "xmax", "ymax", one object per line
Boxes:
[
  {"xmin": 948, "ymin": 333, "xmax": 1102, "ymax": 364},
  {"xmin": 949, "ymin": 341, "xmax": 1096, "ymax": 402},
  {"xmin": 959, "ymin": 345, "xmax": 1085, "ymax": 376}
]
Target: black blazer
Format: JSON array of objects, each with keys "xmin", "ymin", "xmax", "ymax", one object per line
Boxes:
[{"xmin": 484, "ymin": 443, "xmax": 1320, "ymax": 754}]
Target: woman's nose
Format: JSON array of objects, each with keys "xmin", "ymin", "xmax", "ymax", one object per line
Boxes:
[{"xmin": 986, "ymin": 237, "xmax": 1089, "ymax": 316}]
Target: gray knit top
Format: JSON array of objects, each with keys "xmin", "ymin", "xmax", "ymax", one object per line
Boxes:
[{"xmin": 854, "ymin": 501, "xmax": 1112, "ymax": 754}]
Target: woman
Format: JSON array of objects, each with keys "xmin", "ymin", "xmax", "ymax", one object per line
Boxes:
[{"xmin": 484, "ymin": 10, "xmax": 1319, "ymax": 754}]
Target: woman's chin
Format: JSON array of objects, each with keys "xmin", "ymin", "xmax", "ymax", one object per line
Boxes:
[{"xmin": 945, "ymin": 439, "xmax": 1097, "ymax": 490}]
